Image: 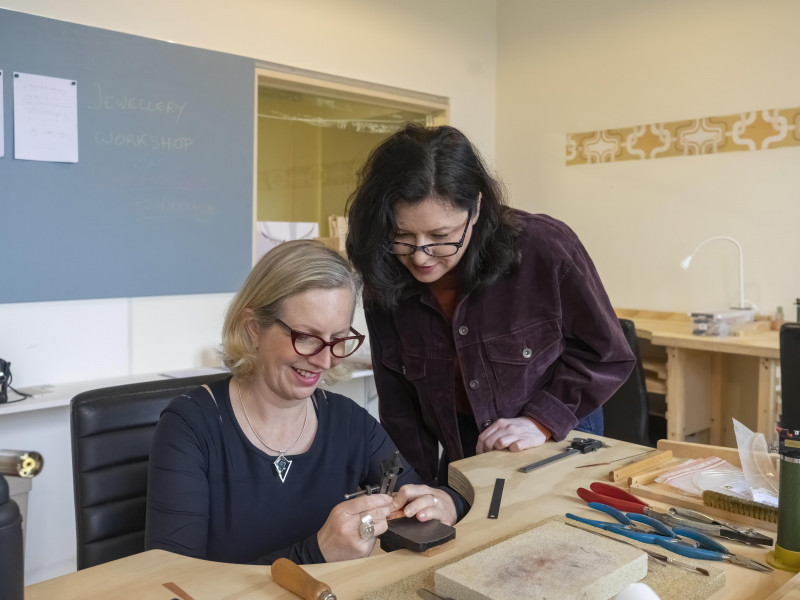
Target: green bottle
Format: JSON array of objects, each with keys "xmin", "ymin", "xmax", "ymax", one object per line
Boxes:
[{"xmin": 768, "ymin": 429, "xmax": 800, "ymax": 572}]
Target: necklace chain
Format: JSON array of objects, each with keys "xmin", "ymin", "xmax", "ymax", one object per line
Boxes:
[{"xmin": 235, "ymin": 378, "xmax": 309, "ymax": 454}]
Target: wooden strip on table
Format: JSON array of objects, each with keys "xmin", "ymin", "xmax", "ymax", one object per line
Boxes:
[
  {"xmin": 162, "ymin": 582, "xmax": 195, "ymax": 600},
  {"xmin": 656, "ymin": 439, "xmax": 743, "ymax": 467},
  {"xmin": 609, "ymin": 450, "xmax": 673, "ymax": 482},
  {"xmin": 628, "ymin": 463, "xmax": 681, "ymax": 486}
]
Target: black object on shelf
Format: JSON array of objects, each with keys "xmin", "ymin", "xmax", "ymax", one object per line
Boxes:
[{"xmin": 0, "ymin": 476, "xmax": 23, "ymax": 600}]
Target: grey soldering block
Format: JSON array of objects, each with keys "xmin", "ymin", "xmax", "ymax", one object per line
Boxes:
[{"xmin": 434, "ymin": 520, "xmax": 647, "ymax": 600}]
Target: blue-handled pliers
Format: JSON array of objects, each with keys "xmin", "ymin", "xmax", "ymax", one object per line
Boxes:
[
  {"xmin": 586, "ymin": 502, "xmax": 677, "ymax": 537},
  {"xmin": 566, "ymin": 502, "xmax": 773, "ymax": 573}
]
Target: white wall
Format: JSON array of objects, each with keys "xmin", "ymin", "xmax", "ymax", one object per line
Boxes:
[
  {"xmin": 496, "ymin": 0, "xmax": 799, "ymax": 317},
  {"xmin": 0, "ymin": 0, "xmax": 497, "ymax": 389}
]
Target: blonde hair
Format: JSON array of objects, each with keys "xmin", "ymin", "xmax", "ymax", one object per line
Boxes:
[{"xmin": 222, "ymin": 240, "xmax": 361, "ymax": 381}]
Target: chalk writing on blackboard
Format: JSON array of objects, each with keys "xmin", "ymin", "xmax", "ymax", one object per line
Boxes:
[
  {"xmin": 0, "ymin": 8, "xmax": 254, "ymax": 302},
  {"xmin": 134, "ymin": 197, "xmax": 215, "ymax": 222},
  {"xmin": 87, "ymin": 84, "xmax": 187, "ymax": 121},
  {"xmin": 93, "ymin": 132, "xmax": 194, "ymax": 151}
]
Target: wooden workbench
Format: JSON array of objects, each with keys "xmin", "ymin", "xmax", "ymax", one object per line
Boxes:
[
  {"xmin": 617, "ymin": 309, "xmax": 780, "ymax": 447},
  {"xmin": 25, "ymin": 435, "xmax": 789, "ymax": 600}
]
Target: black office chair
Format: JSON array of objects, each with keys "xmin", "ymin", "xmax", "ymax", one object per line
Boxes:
[
  {"xmin": 70, "ymin": 373, "xmax": 228, "ymax": 570},
  {"xmin": 780, "ymin": 323, "xmax": 800, "ymax": 429},
  {"xmin": 602, "ymin": 318, "xmax": 652, "ymax": 446}
]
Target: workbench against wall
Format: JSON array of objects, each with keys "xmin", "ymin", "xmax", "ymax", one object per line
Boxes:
[
  {"xmin": 0, "ymin": 9, "xmax": 254, "ymax": 303},
  {"xmin": 616, "ymin": 309, "xmax": 781, "ymax": 448}
]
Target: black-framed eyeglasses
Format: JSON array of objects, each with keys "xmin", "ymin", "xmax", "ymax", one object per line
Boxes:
[
  {"xmin": 385, "ymin": 209, "xmax": 473, "ymax": 257},
  {"xmin": 275, "ymin": 319, "xmax": 365, "ymax": 358}
]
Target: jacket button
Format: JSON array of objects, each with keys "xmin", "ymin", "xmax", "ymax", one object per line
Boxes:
[
  {"xmin": 402, "ymin": 366, "xmax": 406, "ymax": 375},
  {"xmin": 522, "ymin": 348, "xmax": 532, "ymax": 359},
  {"xmin": 481, "ymin": 419, "xmax": 493, "ymax": 429},
  {"xmin": 458, "ymin": 325, "xmax": 469, "ymax": 336},
  {"xmin": 469, "ymin": 379, "xmax": 479, "ymax": 389}
]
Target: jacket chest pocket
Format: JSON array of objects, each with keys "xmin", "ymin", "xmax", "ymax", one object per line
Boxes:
[{"xmin": 484, "ymin": 319, "xmax": 562, "ymax": 393}]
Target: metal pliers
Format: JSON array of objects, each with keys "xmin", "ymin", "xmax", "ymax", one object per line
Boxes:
[
  {"xmin": 577, "ymin": 482, "xmax": 774, "ymax": 547},
  {"xmin": 568, "ymin": 501, "xmax": 682, "ymax": 541},
  {"xmin": 567, "ymin": 502, "xmax": 773, "ymax": 573},
  {"xmin": 643, "ymin": 505, "xmax": 774, "ymax": 547},
  {"xmin": 344, "ymin": 451, "xmax": 404, "ymax": 499},
  {"xmin": 577, "ymin": 482, "xmax": 650, "ymax": 514}
]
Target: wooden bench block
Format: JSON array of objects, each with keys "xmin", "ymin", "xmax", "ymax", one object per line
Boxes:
[{"xmin": 434, "ymin": 521, "xmax": 647, "ymax": 600}]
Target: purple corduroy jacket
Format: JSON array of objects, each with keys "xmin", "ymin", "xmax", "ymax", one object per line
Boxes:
[{"xmin": 365, "ymin": 211, "xmax": 635, "ymax": 483}]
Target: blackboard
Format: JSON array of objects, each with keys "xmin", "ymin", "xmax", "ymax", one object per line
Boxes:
[{"xmin": 0, "ymin": 9, "xmax": 254, "ymax": 303}]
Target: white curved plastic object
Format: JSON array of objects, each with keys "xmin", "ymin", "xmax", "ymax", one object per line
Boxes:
[{"xmin": 615, "ymin": 582, "xmax": 661, "ymax": 600}]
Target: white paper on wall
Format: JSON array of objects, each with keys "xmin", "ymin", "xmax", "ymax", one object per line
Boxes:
[
  {"xmin": 13, "ymin": 72, "xmax": 78, "ymax": 163},
  {"xmin": 255, "ymin": 221, "xmax": 319, "ymax": 262}
]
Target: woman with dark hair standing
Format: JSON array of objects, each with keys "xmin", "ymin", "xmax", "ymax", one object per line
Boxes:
[{"xmin": 346, "ymin": 124, "xmax": 635, "ymax": 484}]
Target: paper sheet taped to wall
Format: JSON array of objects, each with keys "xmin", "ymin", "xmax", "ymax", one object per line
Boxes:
[{"xmin": 13, "ymin": 72, "xmax": 78, "ymax": 163}]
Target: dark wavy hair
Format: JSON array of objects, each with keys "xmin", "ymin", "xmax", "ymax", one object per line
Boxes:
[{"xmin": 345, "ymin": 123, "xmax": 521, "ymax": 310}]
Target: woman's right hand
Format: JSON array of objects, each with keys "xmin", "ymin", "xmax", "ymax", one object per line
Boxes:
[
  {"xmin": 475, "ymin": 416, "xmax": 550, "ymax": 454},
  {"xmin": 317, "ymin": 493, "xmax": 393, "ymax": 562}
]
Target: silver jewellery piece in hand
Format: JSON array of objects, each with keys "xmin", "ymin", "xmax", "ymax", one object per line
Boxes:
[
  {"xmin": 433, "ymin": 495, "xmax": 438, "ymax": 505},
  {"xmin": 358, "ymin": 512, "xmax": 375, "ymax": 540}
]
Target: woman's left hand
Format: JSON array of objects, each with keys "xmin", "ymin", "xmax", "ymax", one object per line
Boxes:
[
  {"xmin": 390, "ymin": 484, "xmax": 457, "ymax": 526},
  {"xmin": 475, "ymin": 417, "xmax": 549, "ymax": 454}
]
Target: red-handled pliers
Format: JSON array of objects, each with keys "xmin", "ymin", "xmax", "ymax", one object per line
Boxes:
[{"xmin": 576, "ymin": 482, "xmax": 649, "ymax": 514}]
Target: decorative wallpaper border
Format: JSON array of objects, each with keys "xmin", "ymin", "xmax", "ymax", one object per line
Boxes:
[{"xmin": 566, "ymin": 106, "xmax": 800, "ymax": 165}]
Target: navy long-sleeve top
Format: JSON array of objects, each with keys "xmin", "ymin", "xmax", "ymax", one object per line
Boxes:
[{"xmin": 145, "ymin": 377, "xmax": 467, "ymax": 565}]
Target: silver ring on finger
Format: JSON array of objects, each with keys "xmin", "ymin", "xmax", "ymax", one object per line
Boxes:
[
  {"xmin": 359, "ymin": 512, "xmax": 375, "ymax": 540},
  {"xmin": 433, "ymin": 495, "xmax": 438, "ymax": 505}
]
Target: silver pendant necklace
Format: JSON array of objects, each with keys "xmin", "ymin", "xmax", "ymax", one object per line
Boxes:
[{"xmin": 236, "ymin": 378, "xmax": 309, "ymax": 483}]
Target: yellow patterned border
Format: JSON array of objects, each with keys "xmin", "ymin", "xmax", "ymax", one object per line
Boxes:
[{"xmin": 566, "ymin": 107, "xmax": 800, "ymax": 165}]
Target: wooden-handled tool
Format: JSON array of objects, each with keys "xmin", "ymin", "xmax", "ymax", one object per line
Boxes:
[{"xmin": 270, "ymin": 558, "xmax": 336, "ymax": 600}]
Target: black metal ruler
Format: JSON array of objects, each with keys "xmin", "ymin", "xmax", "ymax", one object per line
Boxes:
[{"xmin": 488, "ymin": 478, "xmax": 505, "ymax": 519}]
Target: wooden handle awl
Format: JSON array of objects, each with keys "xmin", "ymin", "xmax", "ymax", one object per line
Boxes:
[{"xmin": 271, "ymin": 558, "xmax": 336, "ymax": 600}]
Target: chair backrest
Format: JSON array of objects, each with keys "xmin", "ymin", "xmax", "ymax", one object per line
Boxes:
[
  {"xmin": 70, "ymin": 373, "xmax": 228, "ymax": 570},
  {"xmin": 780, "ymin": 323, "xmax": 800, "ymax": 429},
  {"xmin": 602, "ymin": 318, "xmax": 651, "ymax": 446}
]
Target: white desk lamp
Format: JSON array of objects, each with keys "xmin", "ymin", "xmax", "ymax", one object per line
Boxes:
[{"xmin": 680, "ymin": 235, "xmax": 748, "ymax": 310}]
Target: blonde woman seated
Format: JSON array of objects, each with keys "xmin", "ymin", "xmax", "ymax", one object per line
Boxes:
[{"xmin": 145, "ymin": 240, "xmax": 467, "ymax": 565}]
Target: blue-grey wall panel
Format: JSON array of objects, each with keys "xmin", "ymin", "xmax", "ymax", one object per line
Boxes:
[{"xmin": 0, "ymin": 9, "xmax": 254, "ymax": 303}]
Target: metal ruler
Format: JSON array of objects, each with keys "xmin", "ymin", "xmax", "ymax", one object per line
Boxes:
[
  {"xmin": 518, "ymin": 438, "xmax": 606, "ymax": 473},
  {"xmin": 488, "ymin": 478, "xmax": 505, "ymax": 519}
]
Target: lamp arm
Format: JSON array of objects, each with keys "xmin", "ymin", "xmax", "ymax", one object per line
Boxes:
[{"xmin": 685, "ymin": 236, "xmax": 746, "ymax": 310}]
